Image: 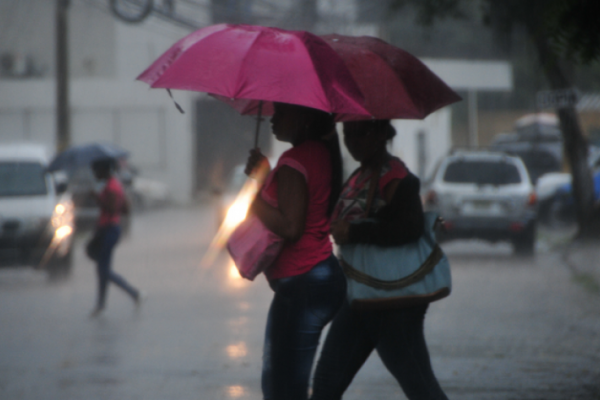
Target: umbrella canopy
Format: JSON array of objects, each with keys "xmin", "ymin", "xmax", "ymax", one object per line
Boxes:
[
  {"xmin": 137, "ymin": 24, "xmax": 370, "ymax": 117},
  {"xmin": 48, "ymin": 143, "xmax": 129, "ymax": 172},
  {"xmin": 321, "ymin": 34, "xmax": 461, "ymax": 121}
]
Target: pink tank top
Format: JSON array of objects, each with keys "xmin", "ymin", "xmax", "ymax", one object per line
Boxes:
[
  {"xmin": 261, "ymin": 140, "xmax": 333, "ymax": 280},
  {"xmin": 98, "ymin": 177, "xmax": 125, "ymax": 227}
]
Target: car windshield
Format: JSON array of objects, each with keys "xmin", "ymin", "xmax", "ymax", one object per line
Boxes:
[
  {"xmin": 0, "ymin": 162, "xmax": 48, "ymax": 196},
  {"xmin": 443, "ymin": 160, "xmax": 521, "ymax": 185}
]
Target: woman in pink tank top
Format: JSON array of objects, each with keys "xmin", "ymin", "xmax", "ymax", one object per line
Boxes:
[
  {"xmin": 89, "ymin": 158, "xmax": 141, "ymax": 317},
  {"xmin": 244, "ymin": 103, "xmax": 346, "ymax": 400}
]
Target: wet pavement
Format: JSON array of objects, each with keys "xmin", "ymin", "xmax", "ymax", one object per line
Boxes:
[{"xmin": 0, "ymin": 205, "xmax": 599, "ymax": 400}]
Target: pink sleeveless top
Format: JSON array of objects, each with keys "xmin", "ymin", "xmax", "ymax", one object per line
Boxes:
[
  {"xmin": 261, "ymin": 140, "xmax": 333, "ymax": 280},
  {"xmin": 98, "ymin": 177, "xmax": 125, "ymax": 227}
]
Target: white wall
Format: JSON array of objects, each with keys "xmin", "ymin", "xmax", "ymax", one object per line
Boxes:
[
  {"xmin": 0, "ymin": 78, "xmax": 195, "ymax": 204},
  {"xmin": 0, "ymin": 6, "xmax": 199, "ymax": 204},
  {"xmin": 390, "ymin": 108, "xmax": 452, "ymax": 180},
  {"xmin": 335, "ymin": 109, "xmax": 451, "ymax": 181}
]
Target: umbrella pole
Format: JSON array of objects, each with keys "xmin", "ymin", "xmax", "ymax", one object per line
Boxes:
[{"xmin": 254, "ymin": 101, "xmax": 263, "ymax": 149}]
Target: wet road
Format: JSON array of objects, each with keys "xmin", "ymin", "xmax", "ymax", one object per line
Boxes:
[{"xmin": 0, "ymin": 205, "xmax": 599, "ymax": 400}]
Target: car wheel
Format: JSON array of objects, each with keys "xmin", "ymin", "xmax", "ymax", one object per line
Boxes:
[{"xmin": 512, "ymin": 223, "xmax": 536, "ymax": 256}]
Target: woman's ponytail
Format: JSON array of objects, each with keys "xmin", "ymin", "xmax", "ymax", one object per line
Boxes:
[
  {"xmin": 300, "ymin": 105, "xmax": 343, "ymax": 216},
  {"xmin": 321, "ymin": 130, "xmax": 343, "ymax": 216}
]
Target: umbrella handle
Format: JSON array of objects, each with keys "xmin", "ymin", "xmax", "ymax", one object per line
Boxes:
[
  {"xmin": 254, "ymin": 101, "xmax": 263, "ymax": 149},
  {"xmin": 167, "ymin": 89, "xmax": 185, "ymax": 114}
]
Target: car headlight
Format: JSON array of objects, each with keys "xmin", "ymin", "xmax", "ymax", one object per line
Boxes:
[{"xmin": 51, "ymin": 199, "xmax": 74, "ymax": 239}]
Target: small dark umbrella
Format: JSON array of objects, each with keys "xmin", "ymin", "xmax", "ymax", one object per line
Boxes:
[{"xmin": 48, "ymin": 143, "xmax": 129, "ymax": 172}]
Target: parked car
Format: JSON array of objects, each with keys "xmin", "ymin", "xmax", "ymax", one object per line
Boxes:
[
  {"xmin": 0, "ymin": 144, "xmax": 74, "ymax": 275},
  {"xmin": 490, "ymin": 114, "xmax": 563, "ymax": 184},
  {"xmin": 536, "ymin": 149, "xmax": 600, "ymax": 228},
  {"xmin": 424, "ymin": 150, "xmax": 537, "ymax": 254},
  {"xmin": 131, "ymin": 175, "xmax": 169, "ymax": 210}
]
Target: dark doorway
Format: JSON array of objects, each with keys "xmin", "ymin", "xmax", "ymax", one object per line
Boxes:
[{"xmin": 194, "ymin": 99, "xmax": 271, "ymax": 195}]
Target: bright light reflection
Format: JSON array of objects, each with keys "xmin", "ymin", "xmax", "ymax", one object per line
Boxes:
[
  {"xmin": 226, "ymin": 201, "xmax": 250, "ymax": 227},
  {"xmin": 226, "ymin": 260, "xmax": 249, "ymax": 289},
  {"xmin": 39, "ymin": 199, "xmax": 74, "ymax": 269},
  {"xmin": 54, "ymin": 225, "xmax": 73, "ymax": 240},
  {"xmin": 201, "ymin": 177, "xmax": 259, "ymax": 268},
  {"xmin": 226, "ymin": 342, "xmax": 248, "ymax": 359},
  {"xmin": 229, "ymin": 263, "xmax": 242, "ymax": 280},
  {"xmin": 227, "ymin": 385, "xmax": 245, "ymax": 398}
]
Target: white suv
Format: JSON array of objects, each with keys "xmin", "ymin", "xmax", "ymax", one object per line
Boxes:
[
  {"xmin": 424, "ymin": 150, "xmax": 537, "ymax": 254},
  {"xmin": 0, "ymin": 144, "xmax": 75, "ymax": 275}
]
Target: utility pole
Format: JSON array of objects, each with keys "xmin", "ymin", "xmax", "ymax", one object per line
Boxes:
[{"xmin": 56, "ymin": 0, "xmax": 71, "ymax": 152}]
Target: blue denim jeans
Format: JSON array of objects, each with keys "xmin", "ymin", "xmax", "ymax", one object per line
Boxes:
[
  {"xmin": 262, "ymin": 254, "xmax": 346, "ymax": 400},
  {"xmin": 311, "ymin": 301, "xmax": 448, "ymax": 400},
  {"xmin": 95, "ymin": 225, "xmax": 139, "ymax": 309}
]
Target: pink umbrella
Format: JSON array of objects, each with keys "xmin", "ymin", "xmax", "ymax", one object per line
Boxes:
[
  {"xmin": 321, "ymin": 34, "xmax": 461, "ymax": 121},
  {"xmin": 137, "ymin": 24, "xmax": 370, "ymax": 118}
]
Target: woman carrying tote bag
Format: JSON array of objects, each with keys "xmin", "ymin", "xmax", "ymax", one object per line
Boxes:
[
  {"xmin": 311, "ymin": 120, "xmax": 449, "ymax": 400},
  {"xmin": 244, "ymin": 102, "xmax": 346, "ymax": 400}
]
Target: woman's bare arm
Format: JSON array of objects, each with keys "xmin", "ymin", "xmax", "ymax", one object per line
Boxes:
[{"xmin": 251, "ymin": 166, "xmax": 308, "ymax": 242}]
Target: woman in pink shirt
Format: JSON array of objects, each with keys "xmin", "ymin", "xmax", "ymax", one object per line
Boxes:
[
  {"xmin": 245, "ymin": 102, "xmax": 346, "ymax": 400},
  {"xmin": 90, "ymin": 158, "xmax": 140, "ymax": 317}
]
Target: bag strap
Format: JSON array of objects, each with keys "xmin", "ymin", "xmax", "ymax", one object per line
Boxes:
[
  {"xmin": 364, "ymin": 163, "xmax": 383, "ymax": 217},
  {"xmin": 336, "ymin": 165, "xmax": 379, "ymax": 220},
  {"xmin": 341, "ymin": 244, "xmax": 444, "ymax": 290}
]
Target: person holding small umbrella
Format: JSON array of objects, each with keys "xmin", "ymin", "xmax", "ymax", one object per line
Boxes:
[
  {"xmin": 89, "ymin": 158, "xmax": 141, "ymax": 317},
  {"xmin": 244, "ymin": 102, "xmax": 346, "ymax": 400}
]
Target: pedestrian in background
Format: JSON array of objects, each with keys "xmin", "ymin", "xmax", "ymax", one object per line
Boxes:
[
  {"xmin": 311, "ymin": 119, "xmax": 449, "ymax": 400},
  {"xmin": 245, "ymin": 102, "xmax": 347, "ymax": 400},
  {"xmin": 89, "ymin": 158, "xmax": 141, "ymax": 317}
]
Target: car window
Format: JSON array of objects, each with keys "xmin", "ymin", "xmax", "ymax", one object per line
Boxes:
[
  {"xmin": 443, "ymin": 160, "xmax": 522, "ymax": 185},
  {"xmin": 0, "ymin": 162, "xmax": 48, "ymax": 196}
]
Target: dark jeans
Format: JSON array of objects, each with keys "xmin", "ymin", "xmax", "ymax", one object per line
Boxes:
[
  {"xmin": 262, "ymin": 255, "xmax": 346, "ymax": 400},
  {"xmin": 95, "ymin": 225, "xmax": 139, "ymax": 309},
  {"xmin": 311, "ymin": 301, "xmax": 448, "ymax": 400}
]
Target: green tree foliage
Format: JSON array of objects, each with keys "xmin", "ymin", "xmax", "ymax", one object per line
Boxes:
[
  {"xmin": 392, "ymin": 0, "xmax": 600, "ymax": 64},
  {"xmin": 543, "ymin": 0, "xmax": 600, "ymax": 64}
]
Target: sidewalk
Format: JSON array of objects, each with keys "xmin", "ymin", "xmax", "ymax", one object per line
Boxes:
[{"xmin": 538, "ymin": 225, "xmax": 600, "ymax": 293}]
